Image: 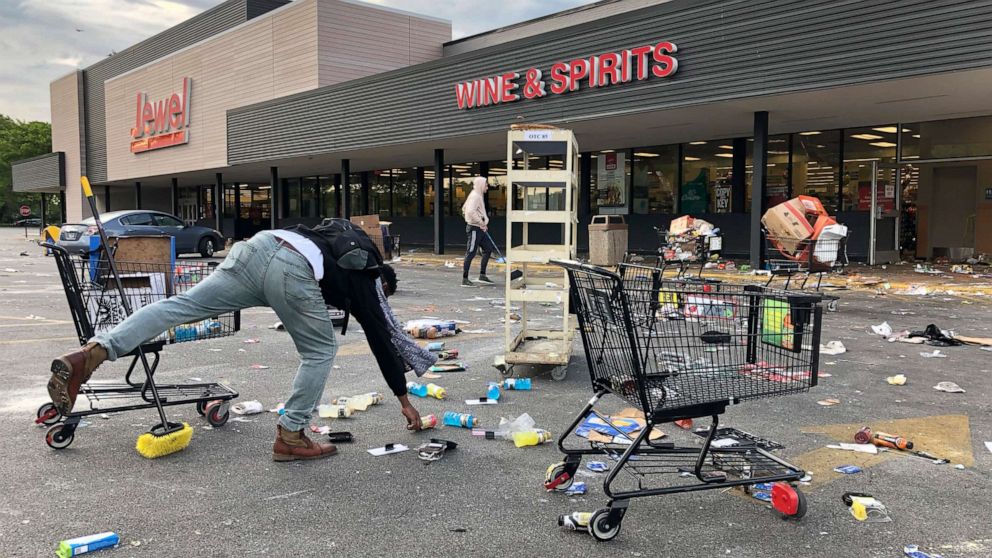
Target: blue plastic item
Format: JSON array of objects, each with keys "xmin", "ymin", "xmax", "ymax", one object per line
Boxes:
[
  {"xmin": 406, "ymin": 382, "xmax": 429, "ymax": 398},
  {"xmin": 502, "ymin": 378, "xmax": 531, "ymax": 390},
  {"xmin": 443, "ymin": 411, "xmax": 475, "ymax": 428}
]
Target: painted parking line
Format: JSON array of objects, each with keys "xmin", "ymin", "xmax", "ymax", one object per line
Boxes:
[{"xmin": 0, "ymin": 336, "xmax": 78, "ymax": 345}]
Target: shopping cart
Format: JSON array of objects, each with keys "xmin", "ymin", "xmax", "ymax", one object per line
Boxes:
[
  {"xmin": 35, "ymin": 242, "xmax": 240, "ymax": 450},
  {"xmin": 764, "ymin": 232, "xmax": 848, "ymax": 312},
  {"xmin": 545, "ymin": 260, "xmax": 822, "ymax": 541},
  {"xmin": 653, "ymin": 226, "xmax": 721, "ymax": 279}
]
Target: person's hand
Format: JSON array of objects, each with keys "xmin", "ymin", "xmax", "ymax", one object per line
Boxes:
[
  {"xmin": 398, "ymin": 395, "xmax": 421, "ymax": 431},
  {"xmin": 481, "ymin": 225, "xmax": 488, "ymax": 232}
]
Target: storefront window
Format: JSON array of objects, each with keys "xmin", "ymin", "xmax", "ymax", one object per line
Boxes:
[
  {"xmin": 451, "ymin": 162, "xmax": 480, "ymax": 217},
  {"xmin": 393, "ymin": 168, "xmax": 418, "ymax": 216},
  {"xmin": 370, "ymin": 170, "xmax": 391, "ymax": 218},
  {"xmin": 347, "ymin": 173, "xmax": 363, "ymax": 216},
  {"xmin": 792, "ymin": 130, "xmax": 841, "ymax": 213},
  {"xmin": 901, "ymin": 115, "xmax": 992, "ymax": 160},
  {"xmin": 590, "ymin": 150, "xmax": 631, "ymax": 213},
  {"xmin": 632, "ymin": 146, "xmax": 677, "ymax": 214},
  {"xmin": 322, "ymin": 176, "xmax": 339, "ymax": 218},
  {"xmin": 424, "ymin": 167, "xmax": 438, "ymax": 216},
  {"xmin": 744, "ymin": 135, "xmax": 790, "ymax": 210},
  {"xmin": 486, "ymin": 160, "xmax": 507, "ymax": 216},
  {"xmin": 842, "ymin": 125, "xmax": 897, "ymax": 211},
  {"xmin": 685, "ymin": 141, "xmax": 735, "ymax": 214}
]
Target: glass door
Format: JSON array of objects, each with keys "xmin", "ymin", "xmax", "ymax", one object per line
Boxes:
[{"xmin": 869, "ymin": 162, "xmax": 902, "ymax": 264}]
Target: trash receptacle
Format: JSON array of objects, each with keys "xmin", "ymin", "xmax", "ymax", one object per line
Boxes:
[{"xmin": 588, "ymin": 215, "xmax": 628, "ymax": 266}]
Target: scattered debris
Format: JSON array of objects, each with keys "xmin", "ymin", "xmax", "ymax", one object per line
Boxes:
[
  {"xmin": 564, "ymin": 482, "xmax": 587, "ymax": 496},
  {"xmin": 846, "ymin": 493, "xmax": 891, "ymax": 522},
  {"xmin": 243, "ymin": 339, "xmax": 260, "ymax": 344},
  {"xmin": 268, "ymin": 322, "xmax": 285, "ymax": 331},
  {"xmin": 919, "ymin": 350, "xmax": 946, "ymax": 359},
  {"xmin": 368, "ymin": 443, "xmax": 409, "ymax": 456},
  {"xmin": 249, "ymin": 364, "xmax": 270, "ymax": 370},
  {"xmin": 886, "ymin": 374, "xmax": 907, "ymax": 386},
  {"xmin": 817, "ymin": 398, "xmax": 841, "ymax": 406},
  {"xmin": 231, "ymin": 401, "xmax": 264, "ymax": 415},
  {"xmin": 586, "ymin": 461, "xmax": 609, "ymax": 473},
  {"xmin": 871, "ymin": 322, "xmax": 893, "ymax": 337},
  {"xmin": 900, "ymin": 286, "xmax": 929, "ymax": 296},
  {"xmin": 827, "ymin": 443, "xmax": 878, "ymax": 454},
  {"xmin": 692, "ymin": 427, "xmax": 783, "ymax": 451},
  {"xmin": 933, "ymin": 381, "xmax": 965, "ymax": 393},
  {"xmin": 904, "ymin": 544, "xmax": 944, "ymax": 558},
  {"xmin": 984, "ymin": 441, "xmax": 992, "ymax": 453},
  {"xmin": 819, "ymin": 341, "xmax": 846, "ymax": 355},
  {"xmin": 833, "ymin": 465, "xmax": 862, "ymax": 474},
  {"xmin": 19, "ymin": 251, "xmax": 29, "ymax": 256},
  {"xmin": 57, "ymin": 532, "xmax": 120, "ymax": 557}
]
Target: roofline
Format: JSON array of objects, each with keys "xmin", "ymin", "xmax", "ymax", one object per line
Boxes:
[{"xmin": 443, "ymin": 0, "xmax": 621, "ymax": 47}]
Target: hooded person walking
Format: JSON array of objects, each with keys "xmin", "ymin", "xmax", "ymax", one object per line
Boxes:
[{"xmin": 461, "ymin": 176, "xmax": 496, "ymax": 287}]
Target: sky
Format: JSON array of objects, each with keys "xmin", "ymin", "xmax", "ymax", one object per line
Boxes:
[{"xmin": 0, "ymin": 0, "xmax": 598, "ymax": 123}]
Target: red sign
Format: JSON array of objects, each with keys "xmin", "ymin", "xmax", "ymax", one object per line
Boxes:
[
  {"xmin": 455, "ymin": 41, "xmax": 678, "ymax": 110},
  {"xmin": 19, "ymin": 205, "xmax": 31, "ymax": 217},
  {"xmin": 130, "ymin": 77, "xmax": 192, "ymax": 154},
  {"xmin": 858, "ymin": 181, "xmax": 896, "ymax": 212}
]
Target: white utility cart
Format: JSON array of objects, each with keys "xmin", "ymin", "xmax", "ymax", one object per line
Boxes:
[{"xmin": 499, "ymin": 125, "xmax": 579, "ymax": 381}]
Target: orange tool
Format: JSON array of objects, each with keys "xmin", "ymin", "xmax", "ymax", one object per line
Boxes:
[{"xmin": 871, "ymin": 431, "xmax": 914, "ymax": 450}]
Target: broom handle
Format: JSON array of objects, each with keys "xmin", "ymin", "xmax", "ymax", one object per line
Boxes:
[
  {"xmin": 485, "ymin": 231, "xmax": 505, "ymax": 260},
  {"xmin": 81, "ymin": 177, "xmax": 172, "ymax": 429}
]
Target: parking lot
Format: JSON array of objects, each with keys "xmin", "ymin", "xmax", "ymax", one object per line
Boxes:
[{"xmin": 0, "ymin": 227, "xmax": 990, "ymax": 557}]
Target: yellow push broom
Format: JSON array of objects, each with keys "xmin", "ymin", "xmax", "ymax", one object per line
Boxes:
[{"xmin": 80, "ymin": 176, "xmax": 193, "ymax": 458}]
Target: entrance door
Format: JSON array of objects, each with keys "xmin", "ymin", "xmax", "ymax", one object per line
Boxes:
[
  {"xmin": 869, "ymin": 162, "xmax": 902, "ymax": 265},
  {"xmin": 930, "ymin": 166, "xmax": 977, "ymax": 258}
]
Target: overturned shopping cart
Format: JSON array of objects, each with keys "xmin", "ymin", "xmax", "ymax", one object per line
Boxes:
[
  {"xmin": 544, "ymin": 260, "xmax": 823, "ymax": 541},
  {"xmin": 35, "ymin": 243, "xmax": 239, "ymax": 450},
  {"xmin": 765, "ymin": 232, "xmax": 848, "ymax": 312}
]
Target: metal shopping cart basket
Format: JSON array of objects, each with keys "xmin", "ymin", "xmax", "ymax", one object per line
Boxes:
[
  {"xmin": 34, "ymin": 243, "xmax": 240, "ymax": 450},
  {"xmin": 653, "ymin": 226, "xmax": 721, "ymax": 280},
  {"xmin": 545, "ymin": 260, "xmax": 823, "ymax": 541},
  {"xmin": 765, "ymin": 232, "xmax": 848, "ymax": 312}
]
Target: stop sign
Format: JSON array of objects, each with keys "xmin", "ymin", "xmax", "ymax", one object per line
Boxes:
[{"xmin": 19, "ymin": 205, "xmax": 30, "ymax": 217}]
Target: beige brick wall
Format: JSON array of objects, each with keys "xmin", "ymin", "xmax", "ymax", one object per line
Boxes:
[
  {"xmin": 51, "ymin": 71, "xmax": 86, "ymax": 221},
  {"xmin": 104, "ymin": 0, "xmax": 320, "ymax": 182},
  {"xmin": 103, "ymin": 0, "xmax": 449, "ymax": 183}
]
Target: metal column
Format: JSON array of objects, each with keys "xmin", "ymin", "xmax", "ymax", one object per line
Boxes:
[
  {"xmin": 214, "ymin": 173, "xmax": 223, "ymax": 234},
  {"xmin": 269, "ymin": 166, "xmax": 279, "ymax": 230},
  {"xmin": 750, "ymin": 111, "xmax": 769, "ymax": 270},
  {"xmin": 134, "ymin": 182, "xmax": 142, "ymax": 209},
  {"xmin": 416, "ymin": 167, "xmax": 425, "ymax": 217},
  {"xmin": 333, "ymin": 173, "xmax": 342, "ymax": 218},
  {"xmin": 171, "ymin": 178, "xmax": 179, "ymax": 216},
  {"xmin": 360, "ymin": 171, "xmax": 370, "ymax": 215},
  {"xmin": 40, "ymin": 193, "xmax": 48, "ymax": 228},
  {"xmin": 433, "ymin": 148, "xmax": 445, "ymax": 255},
  {"xmin": 342, "ymin": 159, "xmax": 351, "ymax": 218}
]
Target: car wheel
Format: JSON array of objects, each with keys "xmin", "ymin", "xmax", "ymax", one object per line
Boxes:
[{"xmin": 199, "ymin": 237, "xmax": 216, "ymax": 258}]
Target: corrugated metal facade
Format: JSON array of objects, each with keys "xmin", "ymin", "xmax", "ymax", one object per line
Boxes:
[
  {"xmin": 12, "ymin": 153, "xmax": 65, "ymax": 193},
  {"xmin": 82, "ymin": 0, "xmax": 289, "ymax": 184},
  {"xmin": 228, "ymin": 0, "xmax": 992, "ymax": 164}
]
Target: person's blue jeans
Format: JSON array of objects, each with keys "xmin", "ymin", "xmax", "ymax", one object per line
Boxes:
[{"xmin": 91, "ymin": 232, "xmax": 336, "ymax": 432}]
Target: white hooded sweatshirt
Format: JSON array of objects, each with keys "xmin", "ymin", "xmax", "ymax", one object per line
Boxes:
[{"xmin": 461, "ymin": 176, "xmax": 489, "ymax": 228}]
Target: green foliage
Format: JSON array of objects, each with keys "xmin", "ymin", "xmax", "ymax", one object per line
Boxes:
[{"xmin": 0, "ymin": 114, "xmax": 53, "ymax": 223}]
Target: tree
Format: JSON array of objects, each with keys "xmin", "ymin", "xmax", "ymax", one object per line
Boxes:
[{"xmin": 0, "ymin": 115, "xmax": 53, "ymax": 223}]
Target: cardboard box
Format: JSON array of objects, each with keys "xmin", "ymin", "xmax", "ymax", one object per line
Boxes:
[
  {"xmin": 669, "ymin": 215, "xmax": 694, "ymax": 235},
  {"xmin": 762, "ymin": 199, "xmax": 815, "ymax": 254}
]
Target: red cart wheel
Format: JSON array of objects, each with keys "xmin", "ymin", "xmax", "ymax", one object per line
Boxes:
[{"xmin": 771, "ymin": 482, "xmax": 807, "ymax": 519}]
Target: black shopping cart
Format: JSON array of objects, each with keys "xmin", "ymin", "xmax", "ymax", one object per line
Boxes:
[
  {"xmin": 765, "ymin": 232, "xmax": 848, "ymax": 312},
  {"xmin": 653, "ymin": 226, "xmax": 721, "ymax": 279},
  {"xmin": 35, "ymin": 243, "xmax": 240, "ymax": 450},
  {"xmin": 545, "ymin": 260, "xmax": 823, "ymax": 541}
]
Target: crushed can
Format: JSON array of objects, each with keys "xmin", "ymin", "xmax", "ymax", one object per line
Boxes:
[{"xmin": 558, "ymin": 512, "xmax": 592, "ymax": 531}]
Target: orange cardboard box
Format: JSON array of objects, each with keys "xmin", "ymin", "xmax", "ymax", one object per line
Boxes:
[{"xmin": 762, "ymin": 199, "xmax": 814, "ymax": 254}]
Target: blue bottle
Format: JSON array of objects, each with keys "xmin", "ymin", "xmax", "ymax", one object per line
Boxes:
[
  {"xmin": 486, "ymin": 382, "xmax": 501, "ymax": 401},
  {"xmin": 503, "ymin": 378, "xmax": 532, "ymax": 390},
  {"xmin": 406, "ymin": 381, "xmax": 428, "ymax": 398},
  {"xmin": 443, "ymin": 411, "xmax": 476, "ymax": 428}
]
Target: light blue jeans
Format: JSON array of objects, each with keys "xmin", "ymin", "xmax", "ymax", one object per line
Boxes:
[{"xmin": 91, "ymin": 232, "xmax": 336, "ymax": 432}]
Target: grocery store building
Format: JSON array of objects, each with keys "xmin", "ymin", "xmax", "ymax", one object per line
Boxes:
[{"xmin": 13, "ymin": 0, "xmax": 992, "ymax": 264}]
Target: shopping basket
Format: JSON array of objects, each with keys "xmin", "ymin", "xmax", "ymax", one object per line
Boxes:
[
  {"xmin": 35, "ymin": 242, "xmax": 239, "ymax": 450},
  {"xmin": 545, "ymin": 260, "xmax": 823, "ymax": 541},
  {"xmin": 652, "ymin": 226, "xmax": 721, "ymax": 279}
]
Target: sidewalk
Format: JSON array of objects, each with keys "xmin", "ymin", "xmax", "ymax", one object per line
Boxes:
[{"xmin": 396, "ymin": 251, "xmax": 992, "ymax": 298}]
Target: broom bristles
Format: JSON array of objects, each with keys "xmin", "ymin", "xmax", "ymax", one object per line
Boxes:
[{"xmin": 135, "ymin": 422, "xmax": 193, "ymax": 459}]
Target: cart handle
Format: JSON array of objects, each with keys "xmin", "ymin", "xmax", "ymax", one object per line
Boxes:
[{"xmin": 549, "ymin": 259, "xmax": 623, "ymax": 281}]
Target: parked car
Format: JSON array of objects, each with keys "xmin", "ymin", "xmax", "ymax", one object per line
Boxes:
[
  {"xmin": 57, "ymin": 210, "xmax": 224, "ymax": 257},
  {"xmin": 13, "ymin": 218, "xmax": 42, "ymax": 227}
]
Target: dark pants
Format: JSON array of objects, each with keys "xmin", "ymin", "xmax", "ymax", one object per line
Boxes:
[{"xmin": 463, "ymin": 225, "xmax": 494, "ymax": 278}]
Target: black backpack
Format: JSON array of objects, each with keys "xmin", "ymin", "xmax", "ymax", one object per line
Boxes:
[{"xmin": 314, "ymin": 218, "xmax": 383, "ymax": 272}]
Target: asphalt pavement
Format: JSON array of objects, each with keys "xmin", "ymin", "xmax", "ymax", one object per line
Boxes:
[{"xmin": 0, "ymin": 227, "xmax": 989, "ymax": 557}]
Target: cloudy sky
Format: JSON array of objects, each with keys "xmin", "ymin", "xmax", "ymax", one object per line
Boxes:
[{"xmin": 0, "ymin": 0, "xmax": 598, "ymax": 122}]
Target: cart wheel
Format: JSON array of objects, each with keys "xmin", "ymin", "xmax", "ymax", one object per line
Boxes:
[
  {"xmin": 45, "ymin": 424, "xmax": 74, "ymax": 450},
  {"xmin": 551, "ymin": 366, "xmax": 567, "ymax": 381},
  {"xmin": 500, "ymin": 365, "xmax": 515, "ymax": 378},
  {"xmin": 36, "ymin": 402, "xmax": 62, "ymax": 426},
  {"xmin": 544, "ymin": 462, "xmax": 575, "ymax": 491},
  {"xmin": 771, "ymin": 482, "xmax": 807, "ymax": 519},
  {"xmin": 827, "ymin": 300, "xmax": 838, "ymax": 312},
  {"xmin": 590, "ymin": 508, "xmax": 621, "ymax": 542},
  {"xmin": 195, "ymin": 400, "xmax": 209, "ymax": 416},
  {"xmin": 206, "ymin": 402, "xmax": 230, "ymax": 427}
]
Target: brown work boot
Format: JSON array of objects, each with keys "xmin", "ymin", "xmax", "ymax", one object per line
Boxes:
[
  {"xmin": 273, "ymin": 425, "xmax": 337, "ymax": 462},
  {"xmin": 48, "ymin": 342, "xmax": 108, "ymax": 415}
]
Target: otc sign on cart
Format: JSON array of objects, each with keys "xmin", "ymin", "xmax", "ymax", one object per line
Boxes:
[
  {"xmin": 130, "ymin": 77, "xmax": 192, "ymax": 154},
  {"xmin": 455, "ymin": 41, "xmax": 678, "ymax": 109}
]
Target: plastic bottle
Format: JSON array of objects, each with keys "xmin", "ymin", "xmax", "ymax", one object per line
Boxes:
[
  {"xmin": 487, "ymin": 382, "xmax": 501, "ymax": 401},
  {"xmin": 502, "ymin": 377, "xmax": 532, "ymax": 390},
  {"xmin": 317, "ymin": 404, "xmax": 352, "ymax": 418},
  {"xmin": 56, "ymin": 532, "xmax": 120, "ymax": 558},
  {"xmin": 347, "ymin": 394, "xmax": 375, "ymax": 412},
  {"xmin": 443, "ymin": 411, "xmax": 476, "ymax": 428},
  {"xmin": 407, "ymin": 381, "xmax": 429, "ymax": 398},
  {"xmin": 558, "ymin": 512, "xmax": 592, "ymax": 531},
  {"xmin": 512, "ymin": 429, "xmax": 553, "ymax": 448},
  {"xmin": 363, "ymin": 392, "xmax": 385, "ymax": 405},
  {"xmin": 420, "ymin": 414, "xmax": 438, "ymax": 429},
  {"xmin": 426, "ymin": 341, "xmax": 445, "ymax": 352},
  {"xmin": 426, "ymin": 383, "xmax": 447, "ymax": 400}
]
